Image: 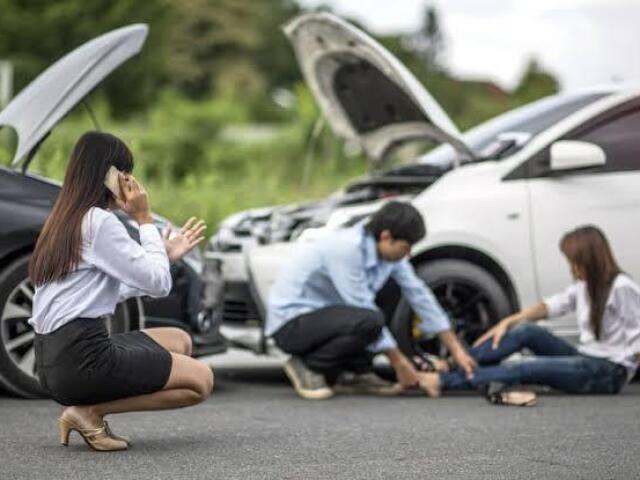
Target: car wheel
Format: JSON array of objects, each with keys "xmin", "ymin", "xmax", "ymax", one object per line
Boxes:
[
  {"xmin": 0, "ymin": 255, "xmax": 142, "ymax": 398},
  {"xmin": 390, "ymin": 259, "xmax": 513, "ymax": 359}
]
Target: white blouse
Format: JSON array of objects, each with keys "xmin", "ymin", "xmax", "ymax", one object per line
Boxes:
[
  {"xmin": 29, "ymin": 207, "xmax": 172, "ymax": 334},
  {"xmin": 544, "ymin": 273, "xmax": 640, "ymax": 377}
]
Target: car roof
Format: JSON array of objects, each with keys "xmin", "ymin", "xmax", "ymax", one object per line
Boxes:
[{"xmin": 568, "ymin": 83, "xmax": 640, "ymax": 96}]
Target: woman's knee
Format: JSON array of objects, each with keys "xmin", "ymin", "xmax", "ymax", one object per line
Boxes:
[
  {"xmin": 166, "ymin": 354, "xmax": 213, "ymax": 402},
  {"xmin": 174, "ymin": 328, "xmax": 193, "ymax": 356},
  {"xmin": 199, "ymin": 366, "xmax": 214, "ymax": 401},
  {"xmin": 144, "ymin": 327, "xmax": 193, "ymax": 356},
  {"xmin": 201, "ymin": 366, "xmax": 214, "ymax": 398},
  {"xmin": 510, "ymin": 322, "xmax": 545, "ymax": 339},
  {"xmin": 167, "ymin": 328, "xmax": 192, "ymax": 356},
  {"xmin": 192, "ymin": 362, "xmax": 214, "ymax": 401}
]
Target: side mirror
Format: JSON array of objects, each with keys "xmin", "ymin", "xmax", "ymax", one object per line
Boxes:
[{"xmin": 550, "ymin": 140, "xmax": 606, "ymax": 172}]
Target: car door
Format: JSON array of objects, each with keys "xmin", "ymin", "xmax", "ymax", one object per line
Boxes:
[{"xmin": 525, "ymin": 101, "xmax": 640, "ymax": 338}]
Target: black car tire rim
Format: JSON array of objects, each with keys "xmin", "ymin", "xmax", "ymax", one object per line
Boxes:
[
  {"xmin": 391, "ymin": 259, "xmax": 513, "ymax": 361},
  {"xmin": 1, "ymin": 277, "xmax": 130, "ymax": 382},
  {"xmin": 414, "ymin": 279, "xmax": 496, "ymax": 356},
  {"xmin": 1, "ymin": 278, "xmax": 37, "ymax": 379}
]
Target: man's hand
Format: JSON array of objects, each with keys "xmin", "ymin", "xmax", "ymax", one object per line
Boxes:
[
  {"xmin": 438, "ymin": 330, "xmax": 476, "ymax": 379},
  {"xmin": 395, "ymin": 358, "xmax": 420, "ymax": 389},
  {"xmin": 162, "ymin": 217, "xmax": 207, "ymax": 264},
  {"xmin": 386, "ymin": 348, "xmax": 419, "ymax": 389},
  {"xmin": 451, "ymin": 348, "xmax": 477, "ymax": 380}
]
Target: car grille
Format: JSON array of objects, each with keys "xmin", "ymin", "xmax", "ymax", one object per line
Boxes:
[{"xmin": 221, "ymin": 283, "xmax": 261, "ymax": 324}]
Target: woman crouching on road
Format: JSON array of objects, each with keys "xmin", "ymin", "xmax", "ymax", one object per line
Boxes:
[
  {"xmin": 419, "ymin": 225, "xmax": 640, "ymax": 405},
  {"xmin": 29, "ymin": 131, "xmax": 213, "ymax": 451}
]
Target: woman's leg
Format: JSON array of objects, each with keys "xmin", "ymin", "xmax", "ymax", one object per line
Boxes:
[
  {"xmin": 438, "ymin": 355, "xmax": 621, "ymax": 394},
  {"xmin": 63, "ymin": 352, "xmax": 213, "ymax": 425},
  {"xmin": 470, "ymin": 323, "xmax": 578, "ymax": 365},
  {"xmin": 141, "ymin": 327, "xmax": 192, "ymax": 356}
]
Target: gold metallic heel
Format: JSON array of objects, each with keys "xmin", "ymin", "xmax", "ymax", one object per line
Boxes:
[
  {"xmin": 59, "ymin": 418, "xmax": 71, "ymax": 446},
  {"xmin": 58, "ymin": 416, "xmax": 128, "ymax": 451}
]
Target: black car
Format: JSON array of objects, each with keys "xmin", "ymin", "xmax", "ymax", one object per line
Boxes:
[{"xmin": 0, "ymin": 24, "xmax": 225, "ymax": 398}]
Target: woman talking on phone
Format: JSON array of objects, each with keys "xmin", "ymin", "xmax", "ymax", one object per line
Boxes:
[{"xmin": 29, "ymin": 131, "xmax": 213, "ymax": 451}]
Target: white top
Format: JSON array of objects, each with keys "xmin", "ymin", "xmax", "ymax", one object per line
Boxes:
[
  {"xmin": 29, "ymin": 207, "xmax": 172, "ymax": 334},
  {"xmin": 544, "ymin": 273, "xmax": 640, "ymax": 378}
]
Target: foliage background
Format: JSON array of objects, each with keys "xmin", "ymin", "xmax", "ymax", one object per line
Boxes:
[{"xmin": 0, "ymin": 0, "xmax": 559, "ymax": 230}]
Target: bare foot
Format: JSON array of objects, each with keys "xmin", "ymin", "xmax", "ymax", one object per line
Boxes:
[{"xmin": 416, "ymin": 372, "xmax": 441, "ymax": 397}]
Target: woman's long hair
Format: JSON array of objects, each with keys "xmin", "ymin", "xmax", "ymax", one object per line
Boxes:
[
  {"xmin": 560, "ymin": 226, "xmax": 622, "ymax": 339},
  {"xmin": 29, "ymin": 131, "xmax": 134, "ymax": 286}
]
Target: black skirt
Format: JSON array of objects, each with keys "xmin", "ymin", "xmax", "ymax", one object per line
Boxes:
[{"xmin": 34, "ymin": 317, "xmax": 172, "ymax": 406}]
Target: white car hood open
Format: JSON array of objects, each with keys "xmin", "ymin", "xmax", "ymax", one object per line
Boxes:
[
  {"xmin": 0, "ymin": 24, "xmax": 148, "ymax": 167},
  {"xmin": 284, "ymin": 13, "xmax": 473, "ymax": 165}
]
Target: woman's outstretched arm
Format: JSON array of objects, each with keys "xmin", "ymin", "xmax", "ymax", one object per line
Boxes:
[
  {"xmin": 473, "ymin": 283, "xmax": 579, "ymax": 348},
  {"xmin": 473, "ymin": 302, "xmax": 548, "ymax": 348}
]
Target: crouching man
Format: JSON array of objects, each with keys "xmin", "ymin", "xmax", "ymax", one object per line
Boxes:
[{"xmin": 266, "ymin": 201, "xmax": 476, "ymax": 399}]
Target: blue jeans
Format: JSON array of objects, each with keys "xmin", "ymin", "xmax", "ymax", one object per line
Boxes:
[{"xmin": 440, "ymin": 323, "xmax": 628, "ymax": 394}]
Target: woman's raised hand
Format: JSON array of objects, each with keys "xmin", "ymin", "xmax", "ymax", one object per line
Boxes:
[
  {"xmin": 116, "ymin": 173, "xmax": 152, "ymax": 225},
  {"xmin": 472, "ymin": 318, "xmax": 512, "ymax": 349},
  {"xmin": 161, "ymin": 217, "xmax": 207, "ymax": 264}
]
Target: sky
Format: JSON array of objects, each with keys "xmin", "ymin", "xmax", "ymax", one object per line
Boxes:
[{"xmin": 299, "ymin": 0, "xmax": 640, "ymax": 92}]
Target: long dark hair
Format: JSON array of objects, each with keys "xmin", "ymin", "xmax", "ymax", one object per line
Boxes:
[
  {"xmin": 560, "ymin": 226, "xmax": 622, "ymax": 340},
  {"xmin": 29, "ymin": 131, "xmax": 134, "ymax": 286}
]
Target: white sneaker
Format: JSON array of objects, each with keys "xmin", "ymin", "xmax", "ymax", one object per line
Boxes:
[{"xmin": 283, "ymin": 357, "xmax": 334, "ymax": 400}]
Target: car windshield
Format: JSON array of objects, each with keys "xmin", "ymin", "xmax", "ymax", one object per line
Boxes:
[{"xmin": 418, "ymin": 91, "xmax": 610, "ymax": 169}]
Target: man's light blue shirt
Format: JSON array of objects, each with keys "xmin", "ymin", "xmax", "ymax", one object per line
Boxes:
[{"xmin": 266, "ymin": 226, "xmax": 451, "ymax": 352}]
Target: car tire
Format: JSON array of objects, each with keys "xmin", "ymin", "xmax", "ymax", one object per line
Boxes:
[
  {"xmin": 0, "ymin": 254, "xmax": 142, "ymax": 398},
  {"xmin": 390, "ymin": 259, "xmax": 513, "ymax": 358}
]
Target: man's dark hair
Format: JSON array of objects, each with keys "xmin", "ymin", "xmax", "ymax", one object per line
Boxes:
[{"xmin": 364, "ymin": 201, "xmax": 426, "ymax": 245}]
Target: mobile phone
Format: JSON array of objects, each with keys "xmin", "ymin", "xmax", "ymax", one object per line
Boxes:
[{"xmin": 104, "ymin": 165, "xmax": 124, "ymax": 202}]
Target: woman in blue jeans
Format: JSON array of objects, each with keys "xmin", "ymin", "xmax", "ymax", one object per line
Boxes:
[{"xmin": 419, "ymin": 226, "xmax": 640, "ymax": 404}]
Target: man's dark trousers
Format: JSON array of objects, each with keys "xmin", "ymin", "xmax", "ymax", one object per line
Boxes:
[{"xmin": 272, "ymin": 305, "xmax": 385, "ymax": 382}]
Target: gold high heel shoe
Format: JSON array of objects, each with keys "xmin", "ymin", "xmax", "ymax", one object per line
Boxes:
[
  {"xmin": 104, "ymin": 420, "xmax": 131, "ymax": 445},
  {"xmin": 59, "ymin": 416, "xmax": 128, "ymax": 451}
]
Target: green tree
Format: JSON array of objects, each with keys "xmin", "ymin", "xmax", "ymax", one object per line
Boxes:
[
  {"xmin": 406, "ymin": 4, "xmax": 445, "ymax": 72},
  {"xmin": 0, "ymin": 0, "xmax": 172, "ymax": 116},
  {"xmin": 167, "ymin": 0, "xmax": 301, "ymax": 99},
  {"xmin": 512, "ymin": 58, "xmax": 560, "ymax": 104}
]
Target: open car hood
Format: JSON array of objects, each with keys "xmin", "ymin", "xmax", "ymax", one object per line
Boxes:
[
  {"xmin": 0, "ymin": 24, "xmax": 148, "ymax": 167},
  {"xmin": 284, "ymin": 13, "xmax": 473, "ymax": 165}
]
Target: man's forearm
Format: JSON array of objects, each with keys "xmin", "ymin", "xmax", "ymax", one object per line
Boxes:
[
  {"xmin": 438, "ymin": 330, "xmax": 466, "ymax": 355},
  {"xmin": 385, "ymin": 347, "xmax": 411, "ymax": 368}
]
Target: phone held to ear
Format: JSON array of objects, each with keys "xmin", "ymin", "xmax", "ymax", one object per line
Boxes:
[{"xmin": 104, "ymin": 166, "xmax": 124, "ymax": 202}]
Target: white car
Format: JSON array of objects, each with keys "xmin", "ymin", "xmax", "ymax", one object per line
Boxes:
[{"xmin": 204, "ymin": 13, "xmax": 640, "ymax": 360}]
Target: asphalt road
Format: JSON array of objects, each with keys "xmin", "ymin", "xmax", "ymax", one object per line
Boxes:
[{"xmin": 1, "ymin": 351, "xmax": 639, "ymax": 480}]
